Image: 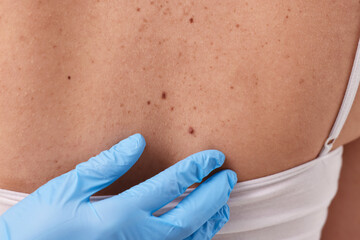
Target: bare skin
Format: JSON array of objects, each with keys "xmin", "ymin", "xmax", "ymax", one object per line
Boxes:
[{"xmin": 0, "ymin": 4, "xmax": 360, "ymax": 235}]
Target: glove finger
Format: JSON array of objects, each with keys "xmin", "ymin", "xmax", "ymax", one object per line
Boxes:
[
  {"xmin": 63, "ymin": 133, "xmax": 145, "ymax": 200},
  {"xmin": 183, "ymin": 204, "xmax": 230, "ymax": 240},
  {"xmin": 159, "ymin": 170, "xmax": 236, "ymax": 237},
  {"xmin": 118, "ymin": 150, "xmax": 226, "ymax": 212}
]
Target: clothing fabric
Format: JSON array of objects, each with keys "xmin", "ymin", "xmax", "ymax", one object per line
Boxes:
[{"xmin": 1, "ymin": 39, "xmax": 359, "ymax": 239}]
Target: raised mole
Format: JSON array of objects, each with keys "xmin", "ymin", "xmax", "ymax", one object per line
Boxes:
[
  {"xmin": 161, "ymin": 91, "xmax": 167, "ymax": 99},
  {"xmin": 188, "ymin": 127, "xmax": 194, "ymax": 134}
]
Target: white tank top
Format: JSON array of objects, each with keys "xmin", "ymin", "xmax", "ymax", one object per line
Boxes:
[{"xmin": 0, "ymin": 39, "xmax": 360, "ymax": 239}]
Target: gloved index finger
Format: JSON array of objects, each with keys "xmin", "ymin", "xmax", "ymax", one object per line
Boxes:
[{"xmin": 119, "ymin": 150, "xmax": 225, "ymax": 212}]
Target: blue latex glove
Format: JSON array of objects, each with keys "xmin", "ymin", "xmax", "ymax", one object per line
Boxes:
[{"xmin": 0, "ymin": 133, "xmax": 237, "ymax": 240}]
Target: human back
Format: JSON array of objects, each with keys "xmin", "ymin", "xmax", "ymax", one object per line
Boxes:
[{"xmin": 0, "ymin": 0, "xmax": 359, "ymax": 196}]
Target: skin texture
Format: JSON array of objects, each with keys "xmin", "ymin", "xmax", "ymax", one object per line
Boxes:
[{"xmin": 0, "ymin": 2, "xmax": 360, "ymax": 228}]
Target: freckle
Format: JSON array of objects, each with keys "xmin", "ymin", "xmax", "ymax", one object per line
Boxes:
[
  {"xmin": 215, "ymin": 56, "xmax": 219, "ymax": 60},
  {"xmin": 299, "ymin": 78, "xmax": 305, "ymax": 84},
  {"xmin": 288, "ymin": 8, "xmax": 291, "ymax": 12},
  {"xmin": 136, "ymin": 7, "xmax": 141, "ymax": 11},
  {"xmin": 285, "ymin": 15, "xmax": 289, "ymax": 19},
  {"xmin": 120, "ymin": 103, "xmax": 124, "ymax": 107},
  {"xmin": 235, "ymin": 24, "xmax": 240, "ymax": 28},
  {"xmin": 53, "ymin": 45, "xmax": 57, "ymax": 49},
  {"xmin": 193, "ymin": 106, "xmax": 197, "ymax": 110},
  {"xmin": 188, "ymin": 127, "xmax": 195, "ymax": 134},
  {"xmin": 204, "ymin": 6, "xmax": 208, "ymax": 10},
  {"xmin": 150, "ymin": 1, "xmax": 154, "ymax": 5},
  {"xmin": 170, "ymin": 106, "xmax": 174, "ymax": 111},
  {"xmin": 230, "ymin": 86, "xmax": 234, "ymax": 89},
  {"xmin": 161, "ymin": 91, "xmax": 167, "ymax": 99},
  {"xmin": 67, "ymin": 76, "xmax": 71, "ymax": 80},
  {"xmin": 147, "ymin": 100, "xmax": 151, "ymax": 105},
  {"xmin": 189, "ymin": 17, "xmax": 194, "ymax": 23},
  {"xmin": 128, "ymin": 110, "xmax": 131, "ymax": 114},
  {"xmin": 178, "ymin": 52, "xmax": 182, "ymax": 57},
  {"xmin": 142, "ymin": 67, "xmax": 146, "ymax": 71}
]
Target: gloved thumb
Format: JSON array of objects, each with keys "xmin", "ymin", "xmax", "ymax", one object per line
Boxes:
[{"xmin": 67, "ymin": 133, "xmax": 146, "ymax": 201}]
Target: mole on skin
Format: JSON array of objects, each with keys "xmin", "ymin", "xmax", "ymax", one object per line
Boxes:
[
  {"xmin": 188, "ymin": 127, "xmax": 194, "ymax": 134},
  {"xmin": 161, "ymin": 91, "xmax": 167, "ymax": 99},
  {"xmin": 67, "ymin": 76, "xmax": 71, "ymax": 80},
  {"xmin": 147, "ymin": 100, "xmax": 151, "ymax": 105},
  {"xmin": 189, "ymin": 17, "xmax": 194, "ymax": 23}
]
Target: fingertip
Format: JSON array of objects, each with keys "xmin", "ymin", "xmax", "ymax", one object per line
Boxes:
[
  {"xmin": 114, "ymin": 133, "xmax": 146, "ymax": 152},
  {"xmin": 225, "ymin": 170, "xmax": 238, "ymax": 189},
  {"xmin": 201, "ymin": 150, "xmax": 225, "ymax": 168}
]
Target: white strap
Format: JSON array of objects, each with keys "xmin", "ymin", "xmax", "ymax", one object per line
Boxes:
[{"xmin": 319, "ymin": 39, "xmax": 360, "ymax": 157}]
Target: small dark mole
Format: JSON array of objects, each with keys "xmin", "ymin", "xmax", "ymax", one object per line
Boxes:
[
  {"xmin": 188, "ymin": 127, "xmax": 194, "ymax": 134},
  {"xmin": 161, "ymin": 91, "xmax": 167, "ymax": 99},
  {"xmin": 136, "ymin": 7, "xmax": 141, "ymax": 11},
  {"xmin": 235, "ymin": 24, "xmax": 240, "ymax": 28},
  {"xmin": 189, "ymin": 17, "xmax": 194, "ymax": 23},
  {"xmin": 67, "ymin": 76, "xmax": 71, "ymax": 80},
  {"xmin": 285, "ymin": 15, "xmax": 289, "ymax": 19},
  {"xmin": 147, "ymin": 100, "xmax": 151, "ymax": 105},
  {"xmin": 230, "ymin": 86, "xmax": 234, "ymax": 89},
  {"xmin": 170, "ymin": 106, "xmax": 174, "ymax": 111}
]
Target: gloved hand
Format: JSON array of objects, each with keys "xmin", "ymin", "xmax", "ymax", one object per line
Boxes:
[{"xmin": 0, "ymin": 133, "xmax": 237, "ymax": 240}]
